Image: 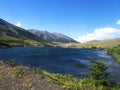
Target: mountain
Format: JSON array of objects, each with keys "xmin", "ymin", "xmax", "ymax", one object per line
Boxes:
[
  {"xmin": 28, "ymin": 29, "xmax": 78, "ymax": 43},
  {"xmin": 0, "ymin": 18, "xmax": 46, "ymax": 47},
  {"xmin": 85, "ymin": 40, "xmax": 100, "ymax": 43},
  {"xmin": 83, "ymin": 38, "xmax": 120, "ymax": 48},
  {"xmin": 0, "ymin": 18, "xmax": 42, "ymax": 41},
  {"xmin": 59, "ymin": 38, "xmax": 120, "ymax": 48}
]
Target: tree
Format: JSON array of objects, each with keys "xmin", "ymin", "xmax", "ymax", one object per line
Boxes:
[{"xmin": 89, "ymin": 59, "xmax": 111, "ymax": 86}]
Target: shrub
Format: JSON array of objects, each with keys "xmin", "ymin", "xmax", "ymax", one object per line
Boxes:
[
  {"xmin": 107, "ymin": 46, "xmax": 120, "ymax": 63},
  {"xmin": 89, "ymin": 59, "xmax": 111, "ymax": 86},
  {"xmin": 14, "ymin": 70, "xmax": 24, "ymax": 78}
]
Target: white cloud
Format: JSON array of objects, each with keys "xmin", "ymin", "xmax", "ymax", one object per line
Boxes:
[
  {"xmin": 16, "ymin": 22, "xmax": 21, "ymax": 27},
  {"xmin": 75, "ymin": 27, "xmax": 120, "ymax": 43},
  {"xmin": 117, "ymin": 20, "xmax": 120, "ymax": 25}
]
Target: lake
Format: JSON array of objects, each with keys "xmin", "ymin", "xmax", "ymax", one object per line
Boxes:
[{"xmin": 0, "ymin": 47, "xmax": 120, "ymax": 81}]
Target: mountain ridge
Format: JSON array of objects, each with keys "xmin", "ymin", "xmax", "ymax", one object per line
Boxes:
[
  {"xmin": 0, "ymin": 18, "xmax": 42, "ymax": 41},
  {"xmin": 28, "ymin": 29, "xmax": 78, "ymax": 43},
  {"xmin": 0, "ymin": 18, "xmax": 49, "ymax": 47}
]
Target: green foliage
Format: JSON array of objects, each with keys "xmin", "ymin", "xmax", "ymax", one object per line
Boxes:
[
  {"xmin": 14, "ymin": 70, "xmax": 24, "ymax": 78},
  {"xmin": 89, "ymin": 59, "xmax": 111, "ymax": 86},
  {"xmin": 107, "ymin": 45, "xmax": 120, "ymax": 63},
  {"xmin": 31, "ymin": 59, "xmax": 120, "ymax": 90},
  {"xmin": 40, "ymin": 69, "xmax": 120, "ymax": 90},
  {"xmin": 41, "ymin": 71, "xmax": 93, "ymax": 90}
]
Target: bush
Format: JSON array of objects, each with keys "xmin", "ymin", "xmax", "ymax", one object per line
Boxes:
[
  {"xmin": 107, "ymin": 46, "xmax": 120, "ymax": 63},
  {"xmin": 89, "ymin": 59, "xmax": 111, "ymax": 86},
  {"xmin": 14, "ymin": 70, "xmax": 24, "ymax": 78}
]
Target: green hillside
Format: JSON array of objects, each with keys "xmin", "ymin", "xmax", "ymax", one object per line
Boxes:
[{"xmin": 0, "ymin": 18, "xmax": 52, "ymax": 47}]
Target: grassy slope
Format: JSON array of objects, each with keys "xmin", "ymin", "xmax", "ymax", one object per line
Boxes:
[
  {"xmin": 0, "ymin": 60, "xmax": 120, "ymax": 90},
  {"xmin": 0, "ymin": 19, "xmax": 54, "ymax": 48},
  {"xmin": 61, "ymin": 39, "xmax": 120, "ymax": 49},
  {"xmin": 0, "ymin": 35, "xmax": 53, "ymax": 47}
]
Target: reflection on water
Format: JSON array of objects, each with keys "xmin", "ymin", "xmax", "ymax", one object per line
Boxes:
[{"xmin": 0, "ymin": 47, "xmax": 120, "ymax": 81}]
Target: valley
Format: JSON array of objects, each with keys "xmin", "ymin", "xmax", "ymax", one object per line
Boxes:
[{"xmin": 0, "ymin": 18, "xmax": 120, "ymax": 90}]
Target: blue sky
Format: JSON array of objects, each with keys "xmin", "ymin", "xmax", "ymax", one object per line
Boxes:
[{"xmin": 0, "ymin": 0, "xmax": 120, "ymax": 42}]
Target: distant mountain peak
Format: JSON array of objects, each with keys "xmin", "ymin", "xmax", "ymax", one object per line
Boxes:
[{"xmin": 28, "ymin": 29, "xmax": 78, "ymax": 43}]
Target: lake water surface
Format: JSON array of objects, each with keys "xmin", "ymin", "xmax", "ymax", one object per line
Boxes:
[{"xmin": 0, "ymin": 47, "xmax": 120, "ymax": 81}]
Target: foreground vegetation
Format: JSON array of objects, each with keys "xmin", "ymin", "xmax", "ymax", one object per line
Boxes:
[
  {"xmin": 107, "ymin": 45, "xmax": 120, "ymax": 63},
  {"xmin": 0, "ymin": 60, "xmax": 120, "ymax": 90},
  {"xmin": 41, "ymin": 60, "xmax": 120, "ymax": 90}
]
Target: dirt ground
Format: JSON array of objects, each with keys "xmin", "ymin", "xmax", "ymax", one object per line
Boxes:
[{"xmin": 0, "ymin": 61, "xmax": 66, "ymax": 90}]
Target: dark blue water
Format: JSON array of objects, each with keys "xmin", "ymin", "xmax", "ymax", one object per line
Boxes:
[{"xmin": 0, "ymin": 47, "xmax": 120, "ymax": 81}]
